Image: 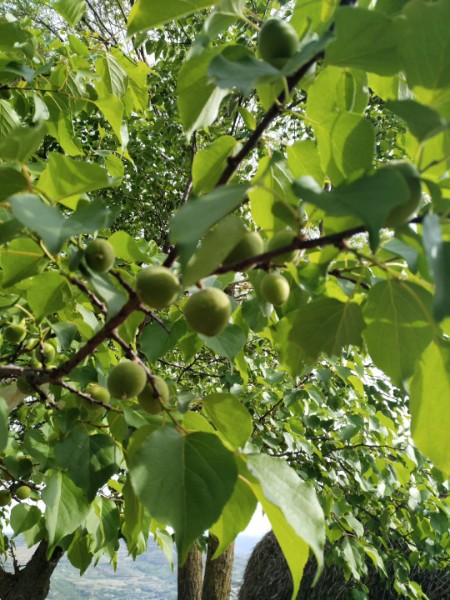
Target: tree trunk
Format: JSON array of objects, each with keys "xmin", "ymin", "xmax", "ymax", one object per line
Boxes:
[
  {"xmin": 178, "ymin": 543, "xmax": 203, "ymax": 600},
  {"xmin": 202, "ymin": 534, "xmax": 234, "ymax": 600},
  {"xmin": 0, "ymin": 541, "xmax": 63, "ymax": 600}
]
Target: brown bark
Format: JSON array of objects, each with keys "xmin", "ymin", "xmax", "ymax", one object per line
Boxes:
[
  {"xmin": 202, "ymin": 534, "xmax": 234, "ymax": 600},
  {"xmin": 0, "ymin": 541, "xmax": 63, "ymax": 600},
  {"xmin": 178, "ymin": 543, "xmax": 203, "ymax": 600}
]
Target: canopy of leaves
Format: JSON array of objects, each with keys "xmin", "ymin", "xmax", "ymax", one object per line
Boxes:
[{"xmin": 0, "ymin": 1, "xmax": 449, "ymax": 598}]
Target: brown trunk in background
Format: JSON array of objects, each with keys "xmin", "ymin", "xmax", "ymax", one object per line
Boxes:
[
  {"xmin": 178, "ymin": 543, "xmax": 203, "ymax": 600},
  {"xmin": 0, "ymin": 541, "xmax": 63, "ymax": 600},
  {"xmin": 202, "ymin": 534, "xmax": 234, "ymax": 600}
]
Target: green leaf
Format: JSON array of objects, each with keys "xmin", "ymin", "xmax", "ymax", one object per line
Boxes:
[
  {"xmin": 210, "ymin": 475, "xmax": 257, "ymax": 558},
  {"xmin": 170, "ymin": 184, "xmax": 247, "ymax": 246},
  {"xmin": 128, "ymin": 0, "xmax": 215, "ymax": 34},
  {"xmin": 326, "ymin": 7, "xmax": 400, "ymax": 76},
  {"xmin": 122, "ymin": 477, "xmax": 151, "ymax": 559},
  {"xmin": 55, "ymin": 427, "xmax": 121, "ymax": 501},
  {"xmin": 192, "ymin": 136, "xmax": 238, "ymax": 195},
  {"xmin": 386, "ymin": 100, "xmax": 449, "ymax": 142},
  {"xmin": 24, "ymin": 430, "xmax": 52, "ymax": 470},
  {"xmin": 287, "ymin": 140, "xmax": 324, "ymax": 184},
  {"xmin": 0, "ymin": 99, "xmax": 20, "ymax": 137},
  {"xmin": 108, "ymin": 230, "xmax": 150, "ymax": 262},
  {"xmin": 0, "ymin": 123, "xmax": 45, "ymax": 163},
  {"xmin": 10, "ymin": 505, "xmax": 42, "ymax": 536},
  {"xmin": 23, "ymin": 271, "xmax": 71, "ymax": 321},
  {"xmin": 0, "ymin": 166, "xmax": 28, "ymax": 201},
  {"xmin": 42, "ymin": 471, "xmax": 91, "ymax": 549},
  {"xmin": 245, "ymin": 454, "xmax": 325, "ymax": 596},
  {"xmin": 363, "ymin": 281, "xmax": 434, "ymax": 384},
  {"xmin": 53, "ymin": 0, "xmax": 86, "ymax": 26},
  {"xmin": 202, "ymin": 393, "xmax": 252, "ymax": 449},
  {"xmin": 315, "ymin": 112, "xmax": 375, "ymax": 185},
  {"xmin": 67, "ymin": 531, "xmax": 93, "ymax": 574},
  {"xmin": 140, "ymin": 319, "xmax": 187, "ymax": 363},
  {"xmin": 95, "ymin": 55, "xmax": 128, "ymax": 99},
  {"xmin": 1, "ymin": 237, "xmax": 45, "ymax": 287},
  {"xmin": 44, "ymin": 93, "xmax": 83, "ymax": 156},
  {"xmin": 37, "ymin": 153, "xmax": 110, "ymax": 202},
  {"xmin": 129, "ymin": 428, "xmax": 237, "ymax": 563},
  {"xmin": 306, "ymin": 66, "xmax": 369, "ymax": 124},
  {"xmin": 410, "ymin": 341, "xmax": 450, "ymax": 475},
  {"xmin": 183, "ymin": 215, "xmax": 246, "ymax": 286},
  {"xmin": 291, "ymin": 0, "xmax": 334, "ymax": 38},
  {"xmin": 250, "ymin": 158, "xmax": 299, "ymax": 231},
  {"xmin": 0, "ymin": 397, "xmax": 8, "ymax": 453},
  {"xmin": 293, "ymin": 167, "xmax": 410, "ymax": 250},
  {"xmin": 95, "ymin": 95, "xmax": 127, "ymax": 148},
  {"xmin": 289, "ymin": 298, "xmax": 365, "ymax": 364},
  {"xmin": 87, "ymin": 271, "xmax": 127, "ymax": 319},
  {"xmin": 177, "ymin": 49, "xmax": 229, "ymax": 140},
  {"xmin": 396, "ymin": 0, "xmax": 450, "ymax": 90},
  {"xmin": 204, "ymin": 324, "xmax": 247, "ymax": 361},
  {"xmin": 208, "ymin": 46, "xmax": 280, "ymax": 96},
  {"xmin": 9, "ymin": 194, "xmax": 65, "ymax": 254},
  {"xmin": 423, "ymin": 215, "xmax": 450, "ymax": 322}
]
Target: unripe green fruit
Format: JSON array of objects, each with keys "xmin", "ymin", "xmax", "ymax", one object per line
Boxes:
[
  {"xmin": 85, "ymin": 239, "xmax": 115, "ymax": 273},
  {"xmin": 4, "ymin": 324, "xmax": 27, "ymax": 344},
  {"xmin": 223, "ymin": 231, "xmax": 264, "ymax": 267},
  {"xmin": 86, "ymin": 383, "xmax": 111, "ymax": 404},
  {"xmin": 268, "ymin": 230, "xmax": 299, "ymax": 264},
  {"xmin": 138, "ymin": 376, "xmax": 169, "ymax": 414},
  {"xmin": 17, "ymin": 377, "xmax": 34, "ymax": 395},
  {"xmin": 184, "ymin": 288, "xmax": 232, "ymax": 337},
  {"xmin": 0, "ymin": 490, "xmax": 11, "ymax": 507},
  {"xmin": 384, "ymin": 161, "xmax": 422, "ymax": 228},
  {"xmin": 16, "ymin": 485, "xmax": 31, "ymax": 500},
  {"xmin": 107, "ymin": 361, "xmax": 147, "ymax": 400},
  {"xmin": 136, "ymin": 266, "xmax": 180, "ymax": 309},
  {"xmin": 258, "ymin": 18, "xmax": 299, "ymax": 69},
  {"xmin": 34, "ymin": 342, "xmax": 56, "ymax": 364},
  {"xmin": 260, "ymin": 273, "xmax": 290, "ymax": 306}
]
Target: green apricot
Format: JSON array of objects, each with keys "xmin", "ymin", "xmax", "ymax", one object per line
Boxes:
[
  {"xmin": 268, "ymin": 230, "xmax": 299, "ymax": 264},
  {"xmin": 224, "ymin": 231, "xmax": 264, "ymax": 267},
  {"xmin": 136, "ymin": 266, "xmax": 180, "ymax": 309},
  {"xmin": 138, "ymin": 376, "xmax": 169, "ymax": 414},
  {"xmin": 34, "ymin": 342, "xmax": 56, "ymax": 364},
  {"xmin": 258, "ymin": 18, "xmax": 299, "ymax": 69},
  {"xmin": 4, "ymin": 324, "xmax": 27, "ymax": 344},
  {"xmin": 85, "ymin": 239, "xmax": 115, "ymax": 273},
  {"xmin": 107, "ymin": 361, "xmax": 147, "ymax": 400},
  {"xmin": 0, "ymin": 490, "xmax": 11, "ymax": 507},
  {"xmin": 384, "ymin": 161, "xmax": 422, "ymax": 228},
  {"xmin": 16, "ymin": 485, "xmax": 32, "ymax": 500},
  {"xmin": 184, "ymin": 288, "xmax": 232, "ymax": 337},
  {"xmin": 86, "ymin": 383, "xmax": 111, "ymax": 404},
  {"xmin": 260, "ymin": 273, "xmax": 290, "ymax": 306}
]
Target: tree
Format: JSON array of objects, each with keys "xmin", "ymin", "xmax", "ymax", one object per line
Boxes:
[{"xmin": 0, "ymin": 0, "xmax": 449, "ymax": 599}]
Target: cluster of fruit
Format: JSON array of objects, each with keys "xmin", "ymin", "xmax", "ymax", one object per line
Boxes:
[
  {"xmin": 0, "ymin": 484, "xmax": 32, "ymax": 507},
  {"xmin": 78, "ymin": 228, "xmax": 300, "ymax": 413}
]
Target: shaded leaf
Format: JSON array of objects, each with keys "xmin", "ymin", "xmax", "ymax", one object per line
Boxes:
[
  {"xmin": 129, "ymin": 428, "xmax": 237, "ymax": 563},
  {"xmin": 202, "ymin": 393, "xmax": 252, "ymax": 449},
  {"xmin": 410, "ymin": 341, "xmax": 450, "ymax": 475},
  {"xmin": 289, "ymin": 298, "xmax": 365, "ymax": 364},
  {"xmin": 42, "ymin": 472, "xmax": 90, "ymax": 549},
  {"xmin": 363, "ymin": 281, "xmax": 433, "ymax": 384}
]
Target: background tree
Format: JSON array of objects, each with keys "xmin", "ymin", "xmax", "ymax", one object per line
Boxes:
[{"xmin": 0, "ymin": 1, "xmax": 449, "ymax": 599}]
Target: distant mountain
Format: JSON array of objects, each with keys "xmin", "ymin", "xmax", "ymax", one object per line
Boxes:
[{"xmin": 44, "ymin": 535, "xmax": 260, "ymax": 599}]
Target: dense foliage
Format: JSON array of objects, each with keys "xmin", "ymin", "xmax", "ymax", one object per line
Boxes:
[{"xmin": 0, "ymin": 0, "xmax": 449, "ymax": 598}]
